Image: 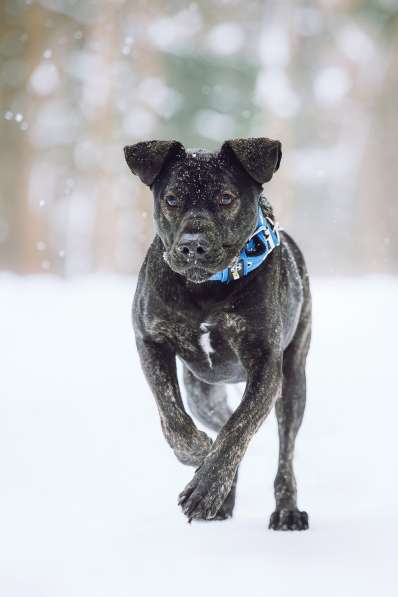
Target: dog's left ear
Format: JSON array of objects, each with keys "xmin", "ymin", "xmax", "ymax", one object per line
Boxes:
[
  {"xmin": 221, "ymin": 137, "xmax": 282, "ymax": 184},
  {"xmin": 124, "ymin": 140, "xmax": 185, "ymax": 186}
]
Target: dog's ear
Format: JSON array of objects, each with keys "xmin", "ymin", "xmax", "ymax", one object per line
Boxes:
[
  {"xmin": 221, "ymin": 137, "xmax": 282, "ymax": 184},
  {"xmin": 124, "ymin": 140, "xmax": 185, "ymax": 186}
]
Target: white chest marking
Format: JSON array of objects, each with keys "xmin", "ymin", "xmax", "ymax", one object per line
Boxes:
[{"xmin": 199, "ymin": 322, "xmax": 215, "ymax": 368}]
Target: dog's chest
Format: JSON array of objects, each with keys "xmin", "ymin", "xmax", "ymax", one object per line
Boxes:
[
  {"xmin": 198, "ymin": 321, "xmax": 217, "ymax": 368},
  {"xmin": 149, "ymin": 310, "xmax": 246, "ymax": 382}
]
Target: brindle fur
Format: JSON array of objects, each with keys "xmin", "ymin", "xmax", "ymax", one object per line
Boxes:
[{"xmin": 124, "ymin": 138, "xmax": 311, "ymax": 530}]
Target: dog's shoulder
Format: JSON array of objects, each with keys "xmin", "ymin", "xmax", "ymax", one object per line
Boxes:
[
  {"xmin": 279, "ymin": 231, "xmax": 309, "ymax": 290},
  {"xmin": 133, "ymin": 236, "xmax": 188, "ymax": 337}
]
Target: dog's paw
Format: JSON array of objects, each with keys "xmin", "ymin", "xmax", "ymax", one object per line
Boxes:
[
  {"xmin": 178, "ymin": 462, "xmax": 233, "ymax": 522},
  {"xmin": 211, "ymin": 504, "xmax": 234, "ymax": 521},
  {"xmin": 268, "ymin": 509, "xmax": 309, "ymax": 531}
]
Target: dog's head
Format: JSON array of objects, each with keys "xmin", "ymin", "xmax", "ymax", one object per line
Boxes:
[{"xmin": 124, "ymin": 137, "xmax": 281, "ymax": 283}]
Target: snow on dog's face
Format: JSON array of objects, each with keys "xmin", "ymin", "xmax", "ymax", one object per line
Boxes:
[{"xmin": 124, "ymin": 138, "xmax": 281, "ymax": 283}]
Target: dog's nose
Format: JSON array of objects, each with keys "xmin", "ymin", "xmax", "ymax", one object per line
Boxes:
[{"xmin": 177, "ymin": 234, "xmax": 211, "ymax": 262}]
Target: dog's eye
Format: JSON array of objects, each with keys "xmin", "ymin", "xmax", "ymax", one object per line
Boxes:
[
  {"xmin": 165, "ymin": 194, "xmax": 178, "ymax": 207},
  {"xmin": 219, "ymin": 193, "xmax": 235, "ymax": 207}
]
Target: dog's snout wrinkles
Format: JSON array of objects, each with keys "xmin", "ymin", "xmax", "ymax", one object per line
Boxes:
[{"xmin": 177, "ymin": 234, "xmax": 210, "ymax": 262}]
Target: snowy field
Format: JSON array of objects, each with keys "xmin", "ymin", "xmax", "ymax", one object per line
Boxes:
[{"xmin": 0, "ymin": 274, "xmax": 397, "ymax": 597}]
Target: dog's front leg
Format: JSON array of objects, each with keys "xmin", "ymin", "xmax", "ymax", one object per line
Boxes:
[
  {"xmin": 136, "ymin": 337, "xmax": 213, "ymax": 467},
  {"xmin": 179, "ymin": 349, "xmax": 283, "ymax": 521}
]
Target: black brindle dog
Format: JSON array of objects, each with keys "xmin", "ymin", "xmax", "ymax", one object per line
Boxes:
[{"xmin": 124, "ymin": 138, "xmax": 311, "ymax": 530}]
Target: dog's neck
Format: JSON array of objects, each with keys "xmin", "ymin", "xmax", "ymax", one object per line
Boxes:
[{"xmin": 208, "ymin": 204, "xmax": 280, "ymax": 284}]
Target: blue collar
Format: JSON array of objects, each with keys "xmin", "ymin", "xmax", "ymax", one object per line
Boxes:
[{"xmin": 209, "ymin": 206, "xmax": 280, "ymax": 283}]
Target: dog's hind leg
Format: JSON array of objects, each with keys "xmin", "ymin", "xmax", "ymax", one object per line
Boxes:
[
  {"xmin": 269, "ymin": 303, "xmax": 311, "ymax": 531},
  {"xmin": 183, "ymin": 366, "xmax": 232, "ymax": 432},
  {"xmin": 183, "ymin": 366, "xmax": 238, "ymax": 520}
]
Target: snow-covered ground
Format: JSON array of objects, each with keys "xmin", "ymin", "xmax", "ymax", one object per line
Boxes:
[{"xmin": 0, "ymin": 274, "xmax": 397, "ymax": 597}]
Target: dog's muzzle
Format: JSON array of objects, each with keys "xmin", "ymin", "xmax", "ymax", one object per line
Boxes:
[
  {"xmin": 175, "ymin": 233, "xmax": 211, "ymax": 264},
  {"xmin": 164, "ymin": 232, "xmax": 225, "ymax": 283}
]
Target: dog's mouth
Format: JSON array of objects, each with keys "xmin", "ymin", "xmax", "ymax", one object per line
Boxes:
[
  {"xmin": 183, "ymin": 266, "xmax": 213, "ymax": 284},
  {"xmin": 163, "ymin": 248, "xmax": 235, "ymax": 283},
  {"xmin": 166, "ymin": 258, "xmax": 222, "ymax": 283}
]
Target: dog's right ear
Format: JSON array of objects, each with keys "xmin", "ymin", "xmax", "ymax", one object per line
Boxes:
[
  {"xmin": 124, "ymin": 140, "xmax": 185, "ymax": 187},
  {"xmin": 221, "ymin": 137, "xmax": 282, "ymax": 184}
]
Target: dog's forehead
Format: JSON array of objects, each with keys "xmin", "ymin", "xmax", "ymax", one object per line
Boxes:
[
  {"xmin": 186, "ymin": 148, "xmax": 214, "ymax": 159},
  {"xmin": 166, "ymin": 148, "xmax": 232, "ymax": 193}
]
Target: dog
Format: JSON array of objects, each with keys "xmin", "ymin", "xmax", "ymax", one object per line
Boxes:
[{"xmin": 124, "ymin": 137, "xmax": 311, "ymax": 530}]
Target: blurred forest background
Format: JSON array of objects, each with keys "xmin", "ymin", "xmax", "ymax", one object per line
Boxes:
[{"xmin": 1, "ymin": 0, "xmax": 397, "ymax": 277}]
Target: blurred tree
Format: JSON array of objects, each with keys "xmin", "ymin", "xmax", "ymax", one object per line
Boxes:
[{"xmin": 0, "ymin": 0, "xmax": 397, "ymax": 277}]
